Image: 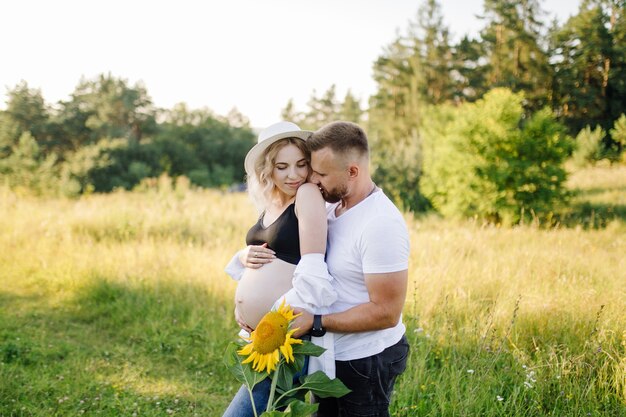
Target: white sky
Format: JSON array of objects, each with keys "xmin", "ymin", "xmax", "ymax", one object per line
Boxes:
[{"xmin": 0, "ymin": 0, "xmax": 580, "ymax": 129}]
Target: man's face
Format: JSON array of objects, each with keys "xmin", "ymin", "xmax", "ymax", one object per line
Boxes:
[{"xmin": 310, "ymin": 147, "xmax": 349, "ymax": 203}]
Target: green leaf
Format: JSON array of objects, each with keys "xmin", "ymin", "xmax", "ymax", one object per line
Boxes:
[
  {"xmin": 275, "ymin": 358, "xmax": 295, "ymax": 393},
  {"xmin": 286, "ymin": 399, "xmax": 318, "ymax": 416},
  {"xmin": 283, "ymin": 352, "xmax": 306, "ymax": 379},
  {"xmin": 300, "ymin": 371, "xmax": 351, "ymax": 398},
  {"xmin": 292, "ymin": 340, "xmax": 325, "ymax": 357},
  {"xmin": 224, "ymin": 342, "xmax": 268, "ymax": 389}
]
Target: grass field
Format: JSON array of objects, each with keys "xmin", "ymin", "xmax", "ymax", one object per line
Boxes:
[{"xmin": 1, "ymin": 166, "xmax": 625, "ymax": 416}]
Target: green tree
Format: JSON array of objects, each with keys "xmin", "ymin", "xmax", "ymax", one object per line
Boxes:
[
  {"xmin": 368, "ymin": 0, "xmax": 454, "ymax": 211},
  {"xmin": 606, "ymin": 0, "xmax": 626, "ymax": 141},
  {"xmin": 0, "ymin": 131, "xmax": 58, "ymax": 194},
  {"xmin": 0, "ymin": 112, "xmax": 20, "ymax": 158},
  {"xmin": 572, "ymin": 125, "xmax": 607, "ymax": 166},
  {"xmin": 451, "ymin": 35, "xmax": 488, "ymax": 103},
  {"xmin": 609, "ymin": 113, "xmax": 626, "ymax": 148},
  {"xmin": 550, "ymin": 0, "xmax": 625, "ymax": 135},
  {"xmin": 478, "ymin": 0, "xmax": 551, "ymax": 111},
  {"xmin": 2, "ymin": 82, "xmax": 54, "ymax": 151},
  {"xmin": 155, "ymin": 103, "xmax": 255, "ymax": 186},
  {"xmin": 421, "ymin": 88, "xmax": 572, "ymax": 224},
  {"xmin": 65, "ymin": 73, "xmax": 157, "ymax": 144},
  {"xmin": 300, "ymin": 85, "xmax": 340, "ymax": 130},
  {"xmin": 281, "ymin": 88, "xmax": 363, "ymax": 129},
  {"xmin": 339, "ymin": 90, "xmax": 363, "ymax": 123},
  {"xmin": 224, "ymin": 107, "xmax": 250, "ymax": 128},
  {"xmin": 280, "ymin": 98, "xmax": 304, "ymax": 126}
]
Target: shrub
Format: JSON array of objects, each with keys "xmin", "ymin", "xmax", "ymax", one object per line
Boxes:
[
  {"xmin": 571, "ymin": 125, "xmax": 606, "ymax": 167},
  {"xmin": 609, "ymin": 114, "xmax": 626, "ymax": 162},
  {"xmin": 421, "ymin": 88, "xmax": 572, "ymax": 224},
  {"xmin": 0, "ymin": 132, "xmax": 59, "ymax": 195}
]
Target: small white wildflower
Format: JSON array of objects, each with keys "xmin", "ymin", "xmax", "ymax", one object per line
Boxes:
[
  {"xmin": 524, "ymin": 381, "xmax": 533, "ymax": 388},
  {"xmin": 414, "ymin": 327, "xmax": 424, "ymax": 333},
  {"xmin": 497, "ymin": 395, "xmax": 504, "ymax": 402},
  {"xmin": 467, "ymin": 369, "xmax": 475, "ymax": 374}
]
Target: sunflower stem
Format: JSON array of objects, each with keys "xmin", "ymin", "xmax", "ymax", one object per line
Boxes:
[
  {"xmin": 247, "ymin": 387, "xmax": 259, "ymax": 417},
  {"xmin": 266, "ymin": 361, "xmax": 281, "ymax": 412},
  {"xmin": 273, "ymin": 387, "xmax": 303, "ymax": 407}
]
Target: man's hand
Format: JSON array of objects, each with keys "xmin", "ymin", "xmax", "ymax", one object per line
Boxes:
[{"xmin": 291, "ymin": 308, "xmax": 314, "ymax": 338}]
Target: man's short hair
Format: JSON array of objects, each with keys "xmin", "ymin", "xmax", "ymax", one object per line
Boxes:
[{"xmin": 308, "ymin": 121, "xmax": 369, "ymax": 157}]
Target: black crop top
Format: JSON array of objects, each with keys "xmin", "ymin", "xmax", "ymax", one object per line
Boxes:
[{"xmin": 245, "ymin": 203, "xmax": 301, "ymax": 265}]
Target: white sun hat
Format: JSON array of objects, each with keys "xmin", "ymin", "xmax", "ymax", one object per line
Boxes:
[{"xmin": 244, "ymin": 121, "xmax": 312, "ymax": 176}]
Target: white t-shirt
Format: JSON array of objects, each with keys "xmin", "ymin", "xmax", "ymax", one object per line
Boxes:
[{"xmin": 325, "ymin": 188, "xmax": 410, "ymax": 361}]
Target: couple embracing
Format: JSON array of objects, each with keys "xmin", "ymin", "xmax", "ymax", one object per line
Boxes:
[{"xmin": 223, "ymin": 121, "xmax": 410, "ymax": 417}]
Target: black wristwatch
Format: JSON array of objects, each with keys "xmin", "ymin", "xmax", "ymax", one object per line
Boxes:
[{"xmin": 311, "ymin": 314, "xmax": 326, "ymax": 337}]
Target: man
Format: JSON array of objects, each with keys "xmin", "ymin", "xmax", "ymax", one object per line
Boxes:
[{"xmin": 292, "ymin": 121, "xmax": 410, "ymax": 417}]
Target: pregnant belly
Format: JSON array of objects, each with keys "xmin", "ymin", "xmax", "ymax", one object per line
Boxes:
[{"xmin": 235, "ymin": 259, "xmax": 296, "ymax": 329}]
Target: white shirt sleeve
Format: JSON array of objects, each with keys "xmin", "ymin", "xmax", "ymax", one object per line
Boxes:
[
  {"xmin": 360, "ymin": 215, "xmax": 410, "ymax": 274},
  {"xmin": 273, "ymin": 253, "xmax": 337, "ymax": 311},
  {"xmin": 224, "ymin": 249, "xmax": 245, "ymax": 281}
]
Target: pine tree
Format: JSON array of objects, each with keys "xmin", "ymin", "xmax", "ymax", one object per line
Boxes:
[
  {"xmin": 339, "ymin": 90, "xmax": 363, "ymax": 123},
  {"xmin": 478, "ymin": 0, "xmax": 551, "ymax": 111},
  {"xmin": 280, "ymin": 98, "xmax": 304, "ymax": 126},
  {"xmin": 550, "ymin": 0, "xmax": 618, "ymax": 133},
  {"xmin": 301, "ymin": 85, "xmax": 340, "ymax": 130},
  {"xmin": 368, "ymin": 0, "xmax": 454, "ymax": 211}
]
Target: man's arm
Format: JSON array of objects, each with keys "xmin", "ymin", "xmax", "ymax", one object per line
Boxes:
[{"xmin": 292, "ymin": 269, "xmax": 408, "ymax": 337}]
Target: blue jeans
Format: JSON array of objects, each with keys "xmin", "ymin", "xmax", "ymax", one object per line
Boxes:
[
  {"xmin": 222, "ymin": 376, "xmax": 272, "ymax": 417},
  {"xmin": 314, "ymin": 335, "xmax": 410, "ymax": 417},
  {"xmin": 222, "ymin": 353, "xmax": 310, "ymax": 417}
]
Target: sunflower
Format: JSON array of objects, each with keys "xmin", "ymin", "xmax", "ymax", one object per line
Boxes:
[{"xmin": 238, "ymin": 299, "xmax": 303, "ymax": 373}]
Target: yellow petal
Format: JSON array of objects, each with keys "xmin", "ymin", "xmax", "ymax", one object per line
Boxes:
[
  {"xmin": 241, "ymin": 351, "xmax": 256, "ymax": 365},
  {"xmin": 238, "ymin": 343, "xmax": 254, "ymax": 356},
  {"xmin": 280, "ymin": 345, "xmax": 292, "ymax": 363},
  {"xmin": 258, "ymin": 354, "xmax": 269, "ymax": 372}
]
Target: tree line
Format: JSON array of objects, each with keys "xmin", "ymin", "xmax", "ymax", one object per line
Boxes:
[
  {"xmin": 1, "ymin": 0, "xmax": 625, "ymax": 224},
  {"xmin": 0, "ymin": 75, "xmax": 255, "ymax": 195},
  {"xmin": 283, "ymin": 0, "xmax": 626, "ymax": 222}
]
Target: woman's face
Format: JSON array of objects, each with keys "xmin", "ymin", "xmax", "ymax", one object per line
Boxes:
[{"xmin": 272, "ymin": 143, "xmax": 309, "ymax": 198}]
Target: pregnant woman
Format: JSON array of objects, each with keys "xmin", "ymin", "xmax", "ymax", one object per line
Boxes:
[{"xmin": 223, "ymin": 121, "xmax": 336, "ymax": 417}]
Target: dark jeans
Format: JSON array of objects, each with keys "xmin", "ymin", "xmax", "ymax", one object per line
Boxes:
[{"xmin": 314, "ymin": 335, "xmax": 410, "ymax": 417}]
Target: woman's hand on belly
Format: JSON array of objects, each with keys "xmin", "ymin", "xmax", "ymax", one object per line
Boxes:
[{"xmin": 239, "ymin": 243, "xmax": 276, "ymax": 269}]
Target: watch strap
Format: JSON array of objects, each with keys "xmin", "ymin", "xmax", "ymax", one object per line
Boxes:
[{"xmin": 311, "ymin": 314, "xmax": 326, "ymax": 337}]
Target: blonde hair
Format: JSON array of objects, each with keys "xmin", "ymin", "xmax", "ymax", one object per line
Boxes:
[{"xmin": 246, "ymin": 137, "xmax": 310, "ymax": 211}]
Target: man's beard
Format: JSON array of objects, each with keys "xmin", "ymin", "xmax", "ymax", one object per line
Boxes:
[{"xmin": 320, "ymin": 183, "xmax": 348, "ymax": 204}]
